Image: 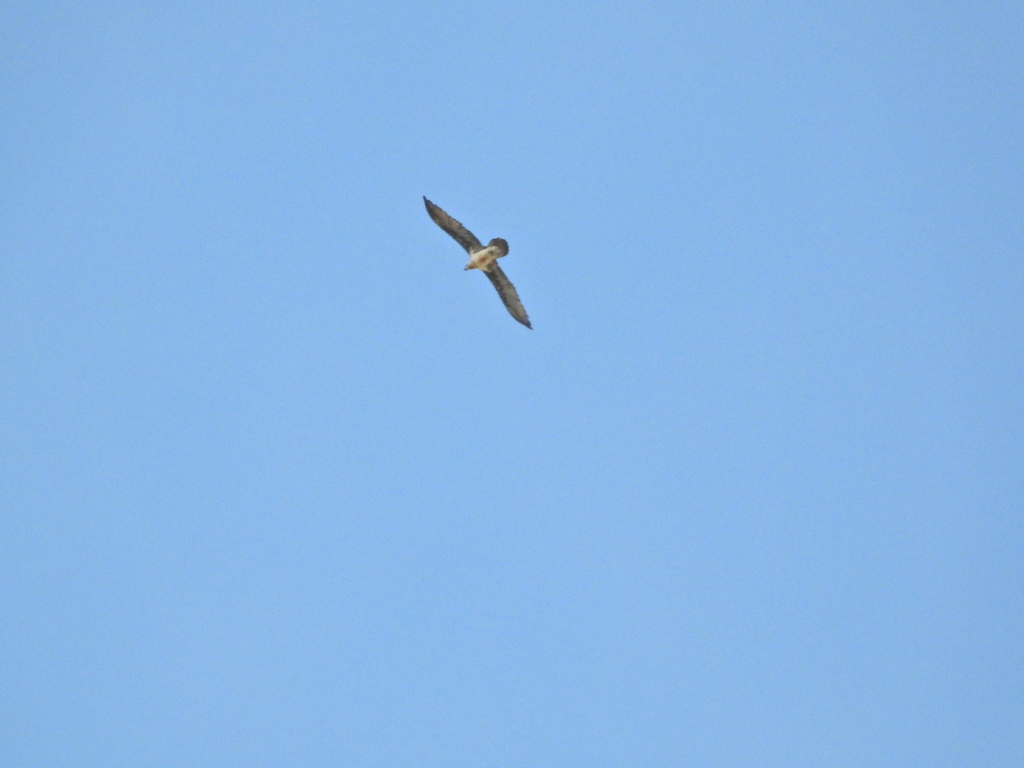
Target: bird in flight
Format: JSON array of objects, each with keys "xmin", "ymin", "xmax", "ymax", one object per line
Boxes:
[{"xmin": 424, "ymin": 197, "xmax": 532, "ymax": 329}]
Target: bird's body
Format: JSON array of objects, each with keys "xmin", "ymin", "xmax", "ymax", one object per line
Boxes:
[
  {"xmin": 463, "ymin": 241, "xmax": 506, "ymax": 272},
  {"xmin": 423, "ymin": 197, "xmax": 531, "ymax": 329}
]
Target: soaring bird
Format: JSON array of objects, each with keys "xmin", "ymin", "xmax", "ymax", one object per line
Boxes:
[{"xmin": 424, "ymin": 197, "xmax": 532, "ymax": 329}]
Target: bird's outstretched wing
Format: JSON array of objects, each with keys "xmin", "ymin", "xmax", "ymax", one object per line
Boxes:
[
  {"xmin": 484, "ymin": 263, "xmax": 532, "ymax": 329},
  {"xmin": 424, "ymin": 197, "xmax": 483, "ymax": 254}
]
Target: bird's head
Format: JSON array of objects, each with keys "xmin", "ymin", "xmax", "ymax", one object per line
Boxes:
[{"xmin": 488, "ymin": 238, "xmax": 509, "ymax": 257}]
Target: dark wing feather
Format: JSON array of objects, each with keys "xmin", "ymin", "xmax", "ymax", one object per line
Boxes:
[
  {"xmin": 424, "ymin": 197, "xmax": 483, "ymax": 254},
  {"xmin": 484, "ymin": 263, "xmax": 532, "ymax": 329}
]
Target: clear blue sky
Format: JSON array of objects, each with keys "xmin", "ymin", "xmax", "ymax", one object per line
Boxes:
[{"xmin": 2, "ymin": 2, "xmax": 1021, "ymax": 766}]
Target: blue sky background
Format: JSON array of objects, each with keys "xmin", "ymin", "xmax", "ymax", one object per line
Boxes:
[{"xmin": 2, "ymin": 2, "xmax": 1021, "ymax": 766}]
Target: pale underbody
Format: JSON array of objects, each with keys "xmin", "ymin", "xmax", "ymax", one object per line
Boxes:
[{"xmin": 464, "ymin": 244, "xmax": 506, "ymax": 271}]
